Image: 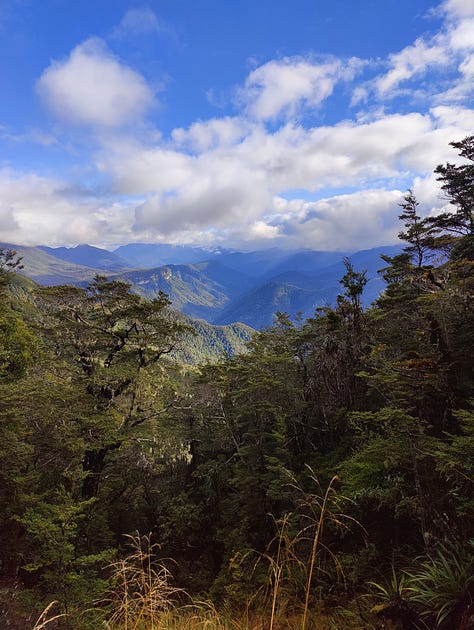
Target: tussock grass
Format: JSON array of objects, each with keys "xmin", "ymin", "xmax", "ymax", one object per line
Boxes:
[
  {"xmin": 239, "ymin": 469, "xmax": 362, "ymax": 630},
  {"xmin": 31, "ymin": 504, "xmax": 365, "ymax": 630},
  {"xmin": 102, "ymin": 532, "xmax": 182, "ymax": 630}
]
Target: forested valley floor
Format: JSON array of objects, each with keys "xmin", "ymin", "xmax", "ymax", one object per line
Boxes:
[{"xmin": 1, "ymin": 137, "xmax": 473, "ymax": 629}]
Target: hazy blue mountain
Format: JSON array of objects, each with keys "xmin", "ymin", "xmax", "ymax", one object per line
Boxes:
[
  {"xmin": 117, "ymin": 260, "xmax": 254, "ymax": 321},
  {"xmin": 261, "ymin": 250, "xmax": 351, "ymax": 279},
  {"xmin": 214, "ymin": 248, "xmax": 351, "ymax": 279},
  {"xmin": 2, "ymin": 243, "xmax": 99, "ymax": 285},
  {"xmin": 213, "ymin": 245, "xmax": 402, "ymax": 328},
  {"xmin": 9, "ymin": 241, "xmax": 404, "ymax": 329},
  {"xmin": 302, "ymin": 245, "xmax": 402, "ymax": 305},
  {"xmin": 113, "ymin": 243, "xmax": 229, "ymax": 268},
  {"xmin": 38, "ymin": 244, "xmax": 130, "ymax": 271},
  {"xmin": 214, "ymin": 278, "xmax": 318, "ymax": 329},
  {"xmin": 211, "ymin": 248, "xmax": 293, "ymax": 278}
]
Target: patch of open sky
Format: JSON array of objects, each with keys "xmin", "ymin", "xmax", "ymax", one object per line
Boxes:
[
  {"xmin": 0, "ymin": 140, "xmax": 101, "ymax": 187},
  {"xmin": 280, "ymin": 187, "xmax": 374, "ymax": 203}
]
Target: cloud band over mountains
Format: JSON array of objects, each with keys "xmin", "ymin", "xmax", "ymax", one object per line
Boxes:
[{"xmin": 1, "ymin": 0, "xmax": 473, "ymax": 250}]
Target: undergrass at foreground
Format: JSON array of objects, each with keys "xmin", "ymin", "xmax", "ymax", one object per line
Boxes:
[
  {"xmin": 28, "ymin": 525, "xmax": 369, "ymax": 629},
  {"xmin": 34, "ymin": 605, "xmax": 366, "ymax": 630},
  {"xmin": 98, "ymin": 530, "xmax": 364, "ymax": 630},
  {"xmin": 29, "ymin": 525, "xmax": 371, "ymax": 630},
  {"xmin": 101, "ymin": 608, "xmax": 363, "ymax": 629}
]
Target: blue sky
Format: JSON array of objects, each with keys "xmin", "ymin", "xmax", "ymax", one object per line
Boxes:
[{"xmin": 0, "ymin": 0, "xmax": 473, "ymax": 250}]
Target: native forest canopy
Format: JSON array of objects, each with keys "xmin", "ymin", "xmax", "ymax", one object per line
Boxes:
[{"xmin": 0, "ymin": 137, "xmax": 473, "ymax": 629}]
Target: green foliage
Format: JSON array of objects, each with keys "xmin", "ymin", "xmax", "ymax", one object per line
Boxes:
[
  {"xmin": 17, "ymin": 488, "xmax": 113, "ymax": 623},
  {"xmin": 431, "ymin": 135, "xmax": 474, "ymax": 237},
  {"xmin": 170, "ymin": 318, "xmax": 253, "ymax": 365},
  {"xmin": 406, "ymin": 542, "xmax": 474, "ymax": 628},
  {"xmin": 0, "ymin": 308, "xmax": 35, "ymax": 381},
  {"xmin": 398, "ymin": 189, "xmax": 439, "ymax": 269}
]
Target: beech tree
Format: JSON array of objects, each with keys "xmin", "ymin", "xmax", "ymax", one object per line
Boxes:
[{"xmin": 37, "ymin": 275, "xmax": 190, "ymax": 499}]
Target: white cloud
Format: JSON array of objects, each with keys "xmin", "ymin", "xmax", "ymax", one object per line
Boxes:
[
  {"xmin": 375, "ymin": 37, "xmax": 447, "ymax": 97},
  {"xmin": 459, "ymin": 54, "xmax": 474, "ymax": 76},
  {"xmin": 37, "ymin": 38, "xmax": 154, "ymax": 127},
  {"xmin": 0, "ymin": 128, "xmax": 58, "ymax": 146},
  {"xmin": 366, "ymin": 2, "xmax": 474, "ymax": 102},
  {"xmin": 2, "ymin": 99, "xmax": 470, "ymax": 250},
  {"xmin": 245, "ymin": 220, "xmax": 280, "ymax": 240},
  {"xmin": 238, "ymin": 56, "xmax": 361, "ymax": 121},
  {"xmin": 133, "ymin": 156, "xmax": 271, "ymax": 234},
  {"xmin": 0, "ymin": 170, "xmax": 136, "ymax": 247},
  {"xmin": 97, "ymin": 139, "xmax": 194, "ymax": 194},
  {"xmin": 5, "ymin": 1, "xmax": 472, "ymax": 252},
  {"xmin": 448, "ymin": 17, "xmax": 474, "ymax": 49},
  {"xmin": 443, "ymin": 0, "xmax": 474, "ymax": 18},
  {"xmin": 271, "ymin": 189, "xmax": 404, "ymax": 251},
  {"xmin": 104, "ymin": 112, "xmax": 438, "ymax": 200},
  {"xmin": 111, "ymin": 8, "xmax": 163, "ymax": 39},
  {"xmin": 92, "ymin": 106, "xmax": 472, "ymax": 249},
  {"xmin": 171, "ymin": 117, "xmax": 250, "ymax": 153},
  {"xmin": 430, "ymin": 104, "xmax": 474, "ymax": 129}
]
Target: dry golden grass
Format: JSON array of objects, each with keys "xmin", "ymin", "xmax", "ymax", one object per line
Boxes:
[
  {"xmin": 31, "ymin": 600, "xmax": 66, "ymax": 629},
  {"xmin": 101, "ymin": 532, "xmax": 183, "ymax": 630},
  {"xmin": 29, "ymin": 488, "xmax": 365, "ymax": 630}
]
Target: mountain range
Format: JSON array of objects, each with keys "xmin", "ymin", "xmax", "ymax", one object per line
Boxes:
[{"xmin": 3, "ymin": 241, "xmax": 403, "ymax": 330}]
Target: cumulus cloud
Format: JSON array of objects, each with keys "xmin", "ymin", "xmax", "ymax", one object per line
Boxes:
[
  {"xmin": 0, "ymin": 170, "xmax": 136, "ymax": 247},
  {"xmin": 92, "ymin": 104, "xmax": 472, "ymax": 249},
  {"xmin": 97, "ymin": 140, "xmax": 194, "ymax": 194},
  {"xmin": 272, "ymin": 189, "xmax": 404, "ymax": 250},
  {"xmin": 133, "ymin": 155, "xmax": 271, "ymax": 234},
  {"xmin": 104, "ymin": 112, "xmax": 440, "ymax": 201},
  {"xmin": 238, "ymin": 56, "xmax": 362, "ymax": 121},
  {"xmin": 448, "ymin": 17, "xmax": 474, "ymax": 50},
  {"xmin": 37, "ymin": 38, "xmax": 154, "ymax": 127},
  {"xmin": 430, "ymin": 104, "xmax": 474, "ymax": 129},
  {"xmin": 2, "ymin": 102, "xmax": 469, "ymax": 249},
  {"xmin": 171, "ymin": 117, "xmax": 250, "ymax": 153}
]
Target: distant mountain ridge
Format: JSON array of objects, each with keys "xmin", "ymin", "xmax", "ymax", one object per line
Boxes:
[
  {"xmin": 38, "ymin": 244, "xmax": 130, "ymax": 271},
  {"xmin": 8, "ymin": 241, "xmax": 403, "ymax": 329},
  {"xmin": 113, "ymin": 243, "xmax": 229, "ymax": 268},
  {"xmin": 1, "ymin": 242, "xmax": 100, "ymax": 285}
]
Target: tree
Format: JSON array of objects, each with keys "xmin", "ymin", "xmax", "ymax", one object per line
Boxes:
[
  {"xmin": 37, "ymin": 276, "xmax": 190, "ymax": 499},
  {"xmin": 398, "ymin": 190, "xmax": 438, "ymax": 269},
  {"xmin": 430, "ymin": 135, "xmax": 474, "ymax": 240},
  {"xmin": 339, "ymin": 258, "xmax": 367, "ymax": 312}
]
